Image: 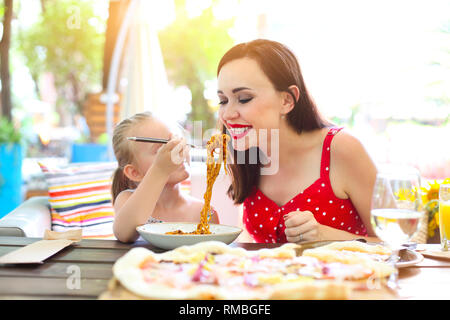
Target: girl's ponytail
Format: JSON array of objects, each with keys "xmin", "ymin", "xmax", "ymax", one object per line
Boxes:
[{"xmin": 111, "ymin": 111, "xmax": 153, "ymax": 204}]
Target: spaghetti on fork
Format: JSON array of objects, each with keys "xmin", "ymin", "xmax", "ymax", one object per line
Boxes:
[{"xmin": 166, "ymin": 133, "xmax": 230, "ymax": 235}]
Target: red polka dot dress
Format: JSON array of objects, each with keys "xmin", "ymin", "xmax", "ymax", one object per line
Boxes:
[{"xmin": 242, "ymin": 127, "xmax": 368, "ymax": 243}]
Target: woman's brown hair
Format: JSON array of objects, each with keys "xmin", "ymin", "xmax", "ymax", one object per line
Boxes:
[
  {"xmin": 111, "ymin": 112, "xmax": 153, "ymax": 203},
  {"xmin": 217, "ymin": 39, "xmax": 330, "ymax": 204}
]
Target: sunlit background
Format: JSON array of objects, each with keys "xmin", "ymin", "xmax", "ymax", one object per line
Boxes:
[{"xmin": 1, "ymin": 0, "xmax": 449, "ymax": 189}]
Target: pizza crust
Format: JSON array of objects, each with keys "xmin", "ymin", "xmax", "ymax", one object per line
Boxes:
[
  {"xmin": 156, "ymin": 241, "xmax": 247, "ymax": 263},
  {"xmin": 317, "ymin": 240, "xmax": 392, "ymax": 256},
  {"xmin": 254, "ymin": 243, "xmax": 300, "ymax": 259}
]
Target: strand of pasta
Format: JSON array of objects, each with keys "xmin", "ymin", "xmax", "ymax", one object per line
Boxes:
[
  {"xmin": 165, "ymin": 133, "xmax": 229, "ymax": 235},
  {"xmin": 195, "ymin": 134, "xmax": 229, "ymax": 234}
]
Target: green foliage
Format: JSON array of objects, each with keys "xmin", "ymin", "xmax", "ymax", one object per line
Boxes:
[
  {"xmin": 158, "ymin": 0, "xmax": 234, "ymax": 129},
  {"xmin": 0, "ymin": 117, "xmax": 21, "ymax": 144},
  {"xmin": 18, "ymin": 0, "xmax": 105, "ymax": 117},
  {"xmin": 96, "ymin": 132, "xmax": 109, "ymax": 145}
]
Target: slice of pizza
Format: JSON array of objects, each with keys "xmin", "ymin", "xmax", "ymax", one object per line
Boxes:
[
  {"xmin": 301, "ymin": 241, "xmax": 395, "ymax": 279},
  {"xmin": 313, "ymin": 240, "xmax": 392, "ymax": 261}
]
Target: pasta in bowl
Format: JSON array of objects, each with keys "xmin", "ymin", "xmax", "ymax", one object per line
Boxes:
[{"xmin": 136, "ymin": 223, "xmax": 242, "ymax": 250}]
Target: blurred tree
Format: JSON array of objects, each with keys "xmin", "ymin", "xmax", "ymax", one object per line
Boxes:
[
  {"xmin": 0, "ymin": 0, "xmax": 13, "ymax": 121},
  {"xmin": 158, "ymin": 0, "xmax": 234, "ymax": 130},
  {"xmin": 18, "ymin": 0, "xmax": 105, "ymax": 126}
]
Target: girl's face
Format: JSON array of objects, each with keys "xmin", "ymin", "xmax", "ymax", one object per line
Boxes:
[
  {"xmin": 217, "ymin": 57, "xmax": 286, "ymax": 152},
  {"xmin": 130, "ymin": 119, "xmax": 189, "ymax": 185}
]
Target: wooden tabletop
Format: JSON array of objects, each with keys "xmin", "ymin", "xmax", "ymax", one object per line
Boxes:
[{"xmin": 0, "ymin": 236, "xmax": 449, "ymax": 300}]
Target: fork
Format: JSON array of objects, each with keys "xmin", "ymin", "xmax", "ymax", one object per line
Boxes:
[
  {"xmin": 386, "ymin": 249, "xmax": 401, "ymax": 290},
  {"xmin": 127, "ymin": 137, "xmax": 201, "ymax": 148}
]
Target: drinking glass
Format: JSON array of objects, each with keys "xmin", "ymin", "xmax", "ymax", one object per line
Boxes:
[
  {"xmin": 370, "ymin": 165, "xmax": 424, "ymax": 288},
  {"xmin": 439, "ymin": 184, "xmax": 450, "ymax": 251}
]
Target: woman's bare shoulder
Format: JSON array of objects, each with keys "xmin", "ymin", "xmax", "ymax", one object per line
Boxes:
[
  {"xmin": 330, "ymin": 129, "xmax": 376, "ymax": 185},
  {"xmin": 330, "ymin": 129, "xmax": 369, "ymax": 163}
]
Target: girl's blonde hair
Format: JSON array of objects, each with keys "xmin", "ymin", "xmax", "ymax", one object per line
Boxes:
[{"xmin": 111, "ymin": 111, "xmax": 153, "ymax": 203}]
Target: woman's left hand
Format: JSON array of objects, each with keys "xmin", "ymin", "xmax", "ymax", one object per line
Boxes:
[{"xmin": 283, "ymin": 210, "xmax": 324, "ymax": 243}]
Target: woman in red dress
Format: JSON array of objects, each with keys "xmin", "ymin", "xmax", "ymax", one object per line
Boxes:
[{"xmin": 216, "ymin": 39, "xmax": 379, "ymax": 243}]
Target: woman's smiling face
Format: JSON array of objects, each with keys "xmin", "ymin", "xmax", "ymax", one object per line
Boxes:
[{"xmin": 218, "ymin": 57, "xmax": 285, "ymax": 151}]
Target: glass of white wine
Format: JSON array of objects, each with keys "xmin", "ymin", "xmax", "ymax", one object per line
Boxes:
[{"xmin": 371, "ymin": 164, "xmax": 424, "ymax": 288}]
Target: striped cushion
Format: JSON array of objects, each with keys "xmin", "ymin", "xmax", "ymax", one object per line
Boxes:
[{"xmin": 39, "ymin": 161, "xmax": 117, "ymax": 240}]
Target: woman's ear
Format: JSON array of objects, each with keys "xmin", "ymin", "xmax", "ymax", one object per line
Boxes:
[
  {"xmin": 123, "ymin": 164, "xmax": 143, "ymax": 183},
  {"xmin": 280, "ymin": 85, "xmax": 300, "ymax": 115}
]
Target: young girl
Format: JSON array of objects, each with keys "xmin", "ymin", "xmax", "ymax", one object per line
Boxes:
[{"xmin": 111, "ymin": 112, "xmax": 219, "ymax": 243}]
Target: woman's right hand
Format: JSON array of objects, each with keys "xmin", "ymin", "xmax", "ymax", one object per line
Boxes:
[{"xmin": 153, "ymin": 138, "xmax": 189, "ymax": 176}]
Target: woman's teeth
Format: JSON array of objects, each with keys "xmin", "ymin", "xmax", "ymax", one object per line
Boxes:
[{"xmin": 229, "ymin": 127, "xmax": 251, "ymax": 135}]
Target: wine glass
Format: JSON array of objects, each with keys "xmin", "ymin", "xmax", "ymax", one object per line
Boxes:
[{"xmin": 370, "ymin": 164, "xmax": 424, "ymax": 288}]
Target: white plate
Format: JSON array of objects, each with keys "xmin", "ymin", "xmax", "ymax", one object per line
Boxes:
[
  {"xmin": 136, "ymin": 222, "xmax": 242, "ymax": 250},
  {"xmin": 396, "ymin": 249, "xmax": 424, "ymax": 268}
]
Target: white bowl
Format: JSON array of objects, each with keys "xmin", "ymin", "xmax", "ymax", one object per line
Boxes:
[{"xmin": 136, "ymin": 222, "xmax": 242, "ymax": 250}]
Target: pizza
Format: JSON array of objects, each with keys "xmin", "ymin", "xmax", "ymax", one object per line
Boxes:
[{"xmin": 111, "ymin": 240, "xmax": 396, "ymax": 300}]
